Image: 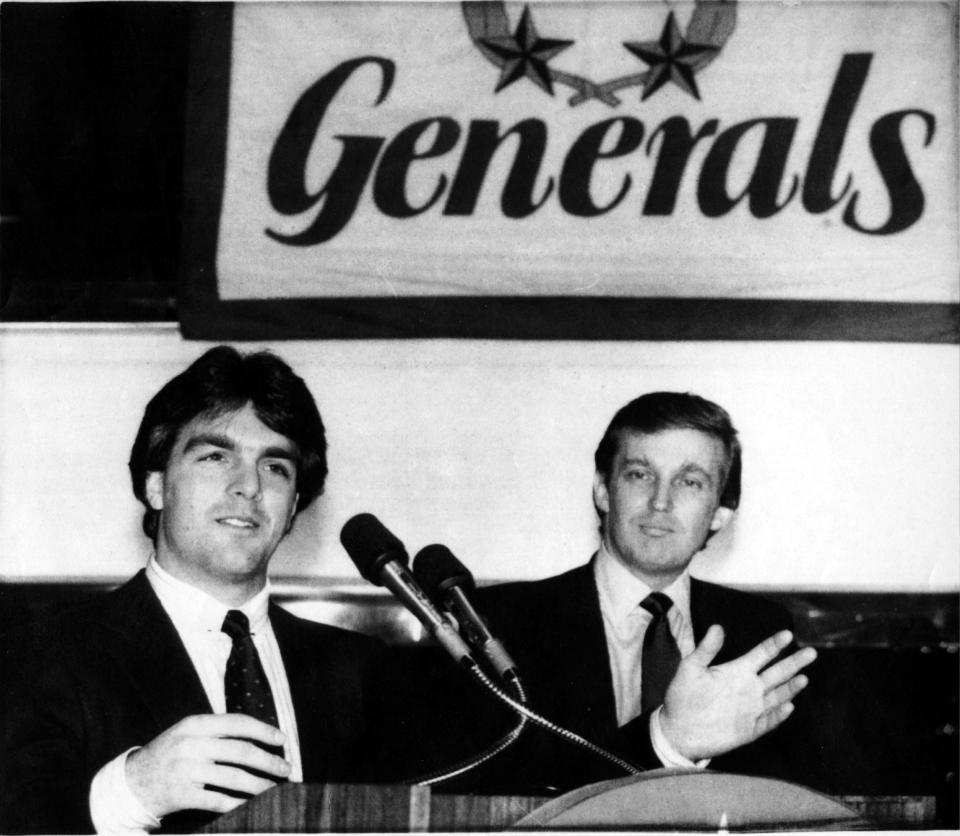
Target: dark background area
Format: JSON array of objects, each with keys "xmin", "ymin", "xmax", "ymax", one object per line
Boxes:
[{"xmin": 0, "ymin": 2, "xmax": 193, "ymax": 321}]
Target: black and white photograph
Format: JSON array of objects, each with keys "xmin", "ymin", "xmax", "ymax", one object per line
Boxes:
[{"xmin": 1, "ymin": 1, "xmax": 957, "ymax": 832}]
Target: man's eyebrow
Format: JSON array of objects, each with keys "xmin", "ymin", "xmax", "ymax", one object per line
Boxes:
[
  {"xmin": 182, "ymin": 433, "xmax": 236, "ymax": 454},
  {"xmin": 182, "ymin": 434, "xmax": 298, "ymax": 461},
  {"xmin": 262, "ymin": 446, "xmax": 297, "ymax": 461}
]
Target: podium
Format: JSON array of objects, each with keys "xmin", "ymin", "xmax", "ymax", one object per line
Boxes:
[{"xmin": 202, "ymin": 770, "xmax": 878, "ymax": 832}]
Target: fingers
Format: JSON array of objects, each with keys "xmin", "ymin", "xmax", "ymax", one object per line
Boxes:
[
  {"xmin": 201, "ymin": 737, "xmax": 292, "ymax": 780},
  {"xmin": 194, "ymin": 789, "xmax": 247, "ymax": 816},
  {"xmin": 177, "ymin": 769, "xmax": 275, "ymax": 815},
  {"xmin": 127, "ymin": 714, "xmax": 290, "ymax": 819},
  {"xmin": 737, "ymin": 630, "xmax": 794, "ymax": 672},
  {"xmin": 685, "ymin": 624, "xmax": 725, "ymax": 668},
  {"xmin": 179, "ymin": 713, "xmax": 287, "ymax": 747},
  {"xmin": 759, "ymin": 646, "xmax": 817, "ymax": 691},
  {"xmin": 755, "ymin": 701, "xmax": 795, "ymax": 738},
  {"xmin": 762, "ymin": 673, "xmax": 808, "ymax": 712},
  {"xmin": 162, "ymin": 740, "xmax": 288, "ymax": 814},
  {"xmin": 197, "ymin": 761, "xmax": 280, "ymax": 799}
]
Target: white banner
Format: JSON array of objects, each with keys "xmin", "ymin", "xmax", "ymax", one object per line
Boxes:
[{"xmin": 214, "ymin": 1, "xmax": 957, "ymax": 302}]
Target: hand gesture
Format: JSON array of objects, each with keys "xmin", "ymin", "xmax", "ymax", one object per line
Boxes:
[
  {"xmin": 125, "ymin": 714, "xmax": 291, "ymax": 819},
  {"xmin": 660, "ymin": 627, "xmax": 816, "ymax": 762}
]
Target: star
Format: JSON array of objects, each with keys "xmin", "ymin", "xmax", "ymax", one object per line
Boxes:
[
  {"xmin": 623, "ymin": 12, "xmax": 719, "ymax": 101},
  {"xmin": 480, "ymin": 5, "xmax": 574, "ymax": 96}
]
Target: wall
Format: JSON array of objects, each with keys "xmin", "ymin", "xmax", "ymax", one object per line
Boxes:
[{"xmin": 1, "ymin": 325, "xmax": 956, "ymax": 591}]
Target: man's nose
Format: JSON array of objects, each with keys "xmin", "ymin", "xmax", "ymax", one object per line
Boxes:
[
  {"xmin": 649, "ymin": 480, "xmax": 672, "ymax": 512},
  {"xmin": 230, "ymin": 462, "xmax": 262, "ymax": 499}
]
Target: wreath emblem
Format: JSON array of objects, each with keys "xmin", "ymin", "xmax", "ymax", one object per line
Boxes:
[{"xmin": 462, "ymin": 1, "xmax": 737, "ymax": 107}]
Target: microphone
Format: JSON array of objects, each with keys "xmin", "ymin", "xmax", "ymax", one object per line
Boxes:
[
  {"xmin": 413, "ymin": 544, "xmax": 518, "ymax": 679},
  {"xmin": 340, "ymin": 514, "xmax": 474, "ymax": 666},
  {"xmin": 342, "ymin": 516, "xmax": 642, "ymax": 781},
  {"xmin": 412, "ymin": 544, "xmax": 640, "ymax": 779}
]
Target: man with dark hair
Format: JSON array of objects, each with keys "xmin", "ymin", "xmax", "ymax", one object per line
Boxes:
[
  {"xmin": 129, "ymin": 345, "xmax": 329, "ymax": 543},
  {"xmin": 460, "ymin": 391, "xmax": 823, "ymax": 794},
  {"xmin": 0, "ymin": 346, "xmax": 407, "ymax": 834}
]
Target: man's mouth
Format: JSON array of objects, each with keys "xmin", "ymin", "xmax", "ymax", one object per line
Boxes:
[
  {"xmin": 639, "ymin": 524, "xmax": 674, "ymax": 537},
  {"xmin": 217, "ymin": 516, "xmax": 260, "ymax": 529}
]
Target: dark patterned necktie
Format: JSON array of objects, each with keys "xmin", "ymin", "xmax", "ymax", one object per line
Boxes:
[
  {"xmin": 221, "ymin": 609, "xmax": 284, "ymax": 759},
  {"xmin": 640, "ymin": 592, "xmax": 682, "ymax": 714}
]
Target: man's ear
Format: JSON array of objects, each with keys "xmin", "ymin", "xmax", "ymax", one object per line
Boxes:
[
  {"xmin": 592, "ymin": 472, "xmax": 610, "ymax": 515},
  {"xmin": 145, "ymin": 472, "xmax": 164, "ymax": 511},
  {"xmin": 710, "ymin": 505, "xmax": 734, "ymax": 532}
]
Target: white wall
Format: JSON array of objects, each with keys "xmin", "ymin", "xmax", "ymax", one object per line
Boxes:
[{"xmin": 1, "ymin": 324, "xmax": 957, "ymax": 591}]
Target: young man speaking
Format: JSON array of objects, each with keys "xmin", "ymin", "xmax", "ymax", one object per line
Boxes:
[{"xmin": 1, "ymin": 347, "xmax": 412, "ymax": 834}]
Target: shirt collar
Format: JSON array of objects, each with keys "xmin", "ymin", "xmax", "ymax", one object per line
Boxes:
[
  {"xmin": 593, "ymin": 544, "xmax": 692, "ymax": 629},
  {"xmin": 146, "ymin": 555, "xmax": 271, "ymax": 636}
]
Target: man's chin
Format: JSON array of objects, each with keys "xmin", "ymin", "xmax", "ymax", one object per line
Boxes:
[
  {"xmin": 622, "ymin": 551, "xmax": 690, "ymax": 582},
  {"xmin": 205, "ymin": 540, "xmax": 276, "ymax": 579}
]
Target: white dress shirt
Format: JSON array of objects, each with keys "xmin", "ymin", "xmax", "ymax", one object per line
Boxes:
[
  {"xmin": 89, "ymin": 557, "xmax": 302, "ymax": 835},
  {"xmin": 593, "ymin": 546, "xmax": 707, "ymax": 768}
]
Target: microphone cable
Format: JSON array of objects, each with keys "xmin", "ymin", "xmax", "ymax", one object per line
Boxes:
[
  {"xmin": 461, "ymin": 658, "xmax": 642, "ymax": 777},
  {"xmin": 406, "ymin": 670, "xmax": 529, "ymax": 787},
  {"xmin": 405, "ymin": 655, "xmax": 640, "ymax": 785},
  {"xmin": 408, "ymin": 542, "xmax": 642, "ymax": 783}
]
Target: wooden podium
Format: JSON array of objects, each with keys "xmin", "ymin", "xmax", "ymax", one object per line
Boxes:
[{"xmin": 202, "ymin": 770, "xmax": 887, "ymax": 832}]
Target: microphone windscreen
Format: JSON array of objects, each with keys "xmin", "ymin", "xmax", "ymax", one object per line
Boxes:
[
  {"xmin": 340, "ymin": 513, "xmax": 408, "ymax": 584},
  {"xmin": 413, "ymin": 544, "xmax": 475, "ymax": 599}
]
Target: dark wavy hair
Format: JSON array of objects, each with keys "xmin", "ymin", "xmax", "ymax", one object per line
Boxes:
[
  {"xmin": 594, "ymin": 391, "xmax": 741, "ymax": 511},
  {"xmin": 129, "ymin": 346, "xmax": 327, "ymax": 541}
]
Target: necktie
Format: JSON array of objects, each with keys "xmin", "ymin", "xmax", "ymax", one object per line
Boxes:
[
  {"xmin": 221, "ymin": 609, "xmax": 284, "ymax": 759},
  {"xmin": 640, "ymin": 592, "xmax": 681, "ymax": 714}
]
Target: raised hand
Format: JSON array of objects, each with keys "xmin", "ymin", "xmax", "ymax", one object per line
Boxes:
[
  {"xmin": 659, "ymin": 626, "xmax": 817, "ymax": 762},
  {"xmin": 126, "ymin": 714, "xmax": 291, "ymax": 819}
]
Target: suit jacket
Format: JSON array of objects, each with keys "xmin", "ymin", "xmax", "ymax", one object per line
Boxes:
[
  {"xmin": 432, "ymin": 561, "xmax": 829, "ymax": 796},
  {"xmin": 0, "ymin": 571, "xmax": 415, "ymax": 835}
]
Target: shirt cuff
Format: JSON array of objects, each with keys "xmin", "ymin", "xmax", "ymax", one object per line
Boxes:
[
  {"xmin": 89, "ymin": 747, "xmax": 162, "ymax": 835},
  {"xmin": 650, "ymin": 706, "xmax": 711, "ymax": 770}
]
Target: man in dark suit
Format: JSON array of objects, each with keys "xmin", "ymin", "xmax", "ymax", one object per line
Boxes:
[
  {"xmin": 456, "ymin": 392, "xmax": 822, "ymax": 795},
  {"xmin": 0, "ymin": 347, "xmax": 412, "ymax": 834}
]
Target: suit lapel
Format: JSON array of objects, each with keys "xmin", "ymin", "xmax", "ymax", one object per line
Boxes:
[
  {"xmin": 690, "ymin": 577, "xmax": 712, "ymax": 645},
  {"xmin": 97, "ymin": 571, "xmax": 212, "ymax": 732},
  {"xmin": 270, "ymin": 603, "xmax": 335, "ymax": 780},
  {"xmin": 552, "ymin": 561, "xmax": 620, "ymax": 736},
  {"xmin": 690, "ymin": 578, "xmax": 740, "ymax": 665}
]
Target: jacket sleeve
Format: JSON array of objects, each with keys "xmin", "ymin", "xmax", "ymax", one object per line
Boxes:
[
  {"xmin": 614, "ymin": 710, "xmax": 662, "ymax": 769},
  {"xmin": 1, "ymin": 632, "xmax": 98, "ymax": 834}
]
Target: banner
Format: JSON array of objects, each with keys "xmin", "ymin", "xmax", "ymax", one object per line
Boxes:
[{"xmin": 180, "ymin": 1, "xmax": 959, "ymax": 339}]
